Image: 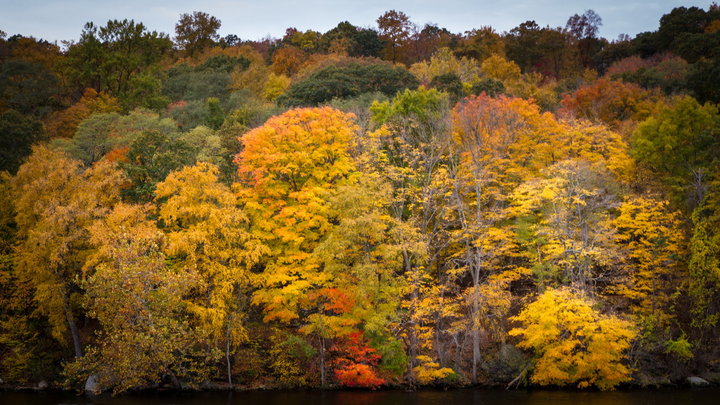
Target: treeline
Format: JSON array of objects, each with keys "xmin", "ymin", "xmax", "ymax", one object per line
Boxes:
[{"xmin": 1, "ymin": 6, "xmax": 720, "ymax": 394}]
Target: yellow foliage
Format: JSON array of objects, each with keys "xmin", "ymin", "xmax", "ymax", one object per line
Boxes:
[
  {"xmin": 509, "ymin": 288, "xmax": 636, "ymax": 390},
  {"xmin": 410, "ymin": 47, "xmax": 482, "ymax": 86},
  {"xmin": 412, "ymin": 355, "xmax": 456, "ymax": 385},
  {"xmin": 262, "ymin": 73, "xmax": 291, "ymax": 101},
  {"xmin": 481, "ymin": 54, "xmax": 521, "ymax": 83},
  {"xmin": 610, "ymin": 196, "xmax": 685, "ymax": 328}
]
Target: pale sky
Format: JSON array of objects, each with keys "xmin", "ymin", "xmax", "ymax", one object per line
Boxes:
[{"xmin": 0, "ymin": 1, "xmax": 710, "ymax": 45}]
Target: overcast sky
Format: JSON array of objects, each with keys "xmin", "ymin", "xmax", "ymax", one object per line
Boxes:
[{"xmin": 0, "ymin": 1, "xmax": 710, "ymax": 45}]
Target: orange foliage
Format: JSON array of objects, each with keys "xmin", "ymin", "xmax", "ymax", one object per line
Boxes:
[
  {"xmin": 271, "ymin": 46, "xmax": 307, "ymax": 76},
  {"xmin": 333, "ymin": 332, "xmax": 385, "ymax": 388},
  {"xmin": 560, "ymin": 78, "xmax": 658, "ymax": 128},
  {"xmin": 44, "ymin": 88, "xmax": 120, "ymax": 138}
]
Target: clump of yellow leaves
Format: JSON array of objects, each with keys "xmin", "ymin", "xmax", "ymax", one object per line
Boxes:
[
  {"xmin": 509, "ymin": 288, "xmax": 636, "ymax": 390},
  {"xmin": 412, "ymin": 355, "xmax": 456, "ymax": 385}
]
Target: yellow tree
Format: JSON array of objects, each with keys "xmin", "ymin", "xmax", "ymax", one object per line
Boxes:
[
  {"xmin": 611, "ymin": 197, "xmax": 685, "ymax": 330},
  {"xmin": 236, "ymin": 107, "xmax": 357, "ymax": 323},
  {"xmin": 12, "ymin": 146, "xmax": 124, "ymax": 358},
  {"xmin": 236, "ymin": 107, "xmax": 359, "ymax": 386},
  {"xmin": 510, "ymin": 159, "xmax": 619, "ymax": 289},
  {"xmin": 449, "ymin": 94, "xmax": 562, "ymax": 382},
  {"xmin": 509, "ymin": 287, "xmax": 636, "ymax": 390},
  {"xmin": 155, "ymin": 162, "xmax": 267, "ymax": 384},
  {"xmin": 369, "ymin": 87, "xmax": 455, "ymax": 380},
  {"xmin": 77, "ymin": 203, "xmax": 192, "ymax": 393},
  {"xmin": 309, "ymin": 174, "xmax": 409, "ymax": 386}
]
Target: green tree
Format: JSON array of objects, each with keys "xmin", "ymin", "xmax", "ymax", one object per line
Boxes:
[
  {"xmin": 0, "ymin": 110, "xmax": 44, "ymax": 173},
  {"xmin": 277, "ymin": 62, "xmax": 418, "ymax": 107},
  {"xmin": 175, "ymin": 11, "xmax": 221, "ymax": 58}
]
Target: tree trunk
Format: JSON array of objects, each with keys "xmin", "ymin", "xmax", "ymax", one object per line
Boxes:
[
  {"xmin": 226, "ymin": 322, "xmax": 233, "ymax": 386},
  {"xmin": 319, "ymin": 335, "xmax": 326, "ymax": 388},
  {"xmin": 64, "ymin": 293, "xmax": 83, "ymax": 358}
]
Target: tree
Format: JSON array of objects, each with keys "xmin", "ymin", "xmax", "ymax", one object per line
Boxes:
[
  {"xmin": 121, "ymin": 130, "xmax": 196, "ymax": 202},
  {"xmin": 155, "ymin": 162, "xmax": 267, "ymax": 384},
  {"xmin": 561, "ymin": 78, "xmax": 657, "ymax": 128},
  {"xmin": 12, "ymin": 147, "xmax": 125, "ymax": 358},
  {"xmin": 236, "ymin": 107, "xmax": 359, "ymax": 386},
  {"xmin": 449, "ymin": 94, "xmax": 563, "ymax": 381},
  {"xmin": 276, "ymin": 62, "xmax": 418, "ymax": 107},
  {"xmin": 377, "ymin": 10, "xmax": 414, "ymax": 63},
  {"xmin": 610, "ymin": 197, "xmax": 685, "ymax": 330},
  {"xmin": 237, "ymin": 107, "xmax": 357, "ymax": 322},
  {"xmin": 565, "ymin": 10, "xmax": 604, "ymax": 68},
  {"xmin": 44, "ymin": 88, "xmax": 121, "ymax": 139},
  {"xmin": 509, "ymin": 287, "xmax": 636, "ymax": 390},
  {"xmin": 175, "ymin": 11, "xmax": 221, "ymax": 58},
  {"xmin": 370, "ymin": 87, "xmax": 453, "ymax": 381},
  {"xmin": 74, "ymin": 203, "xmax": 193, "ymax": 393},
  {"xmin": 63, "ymin": 20, "xmax": 171, "ymax": 106},
  {"xmin": 0, "ymin": 110, "xmax": 44, "ymax": 173},
  {"xmin": 631, "ymin": 96, "xmax": 720, "ymax": 208},
  {"xmin": 0, "ymin": 59, "xmax": 58, "ymax": 118}
]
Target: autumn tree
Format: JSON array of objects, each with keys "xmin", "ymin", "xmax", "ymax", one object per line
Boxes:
[
  {"xmin": 370, "ymin": 87, "xmax": 453, "ymax": 380},
  {"xmin": 449, "ymin": 94, "xmax": 563, "ymax": 381},
  {"xmin": 12, "ymin": 147, "xmax": 125, "ymax": 358},
  {"xmin": 74, "ymin": 203, "xmax": 193, "ymax": 393},
  {"xmin": 155, "ymin": 162, "xmax": 267, "ymax": 384},
  {"xmin": 236, "ymin": 107, "xmax": 356, "ymax": 319},
  {"xmin": 631, "ymin": 95, "xmax": 720, "ymax": 209},
  {"xmin": 509, "ymin": 287, "xmax": 636, "ymax": 390},
  {"xmin": 377, "ymin": 10, "xmax": 414, "ymax": 63}
]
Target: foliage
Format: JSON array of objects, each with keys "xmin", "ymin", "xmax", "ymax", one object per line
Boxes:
[
  {"xmin": 277, "ymin": 62, "xmax": 418, "ymax": 107},
  {"xmin": 175, "ymin": 12, "xmax": 221, "ymax": 58},
  {"xmin": 0, "ymin": 110, "xmax": 44, "ymax": 173},
  {"xmin": 509, "ymin": 288, "xmax": 636, "ymax": 390}
]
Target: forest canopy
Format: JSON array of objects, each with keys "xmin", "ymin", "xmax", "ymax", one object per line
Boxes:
[{"xmin": 1, "ymin": 5, "xmax": 720, "ymax": 394}]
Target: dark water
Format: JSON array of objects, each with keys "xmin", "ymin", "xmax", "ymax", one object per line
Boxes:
[{"xmin": 1, "ymin": 388, "xmax": 718, "ymax": 405}]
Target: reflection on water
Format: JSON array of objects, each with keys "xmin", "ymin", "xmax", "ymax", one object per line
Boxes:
[{"xmin": 1, "ymin": 388, "xmax": 717, "ymax": 405}]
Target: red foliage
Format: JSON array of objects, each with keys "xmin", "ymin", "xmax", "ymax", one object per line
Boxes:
[
  {"xmin": 332, "ymin": 332, "xmax": 385, "ymax": 389},
  {"xmin": 320, "ymin": 288, "xmax": 355, "ymax": 314}
]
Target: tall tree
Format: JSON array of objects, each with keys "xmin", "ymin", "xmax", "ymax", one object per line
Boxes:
[
  {"xmin": 12, "ymin": 147, "xmax": 124, "ymax": 358},
  {"xmin": 155, "ymin": 162, "xmax": 266, "ymax": 384},
  {"xmin": 175, "ymin": 11, "xmax": 221, "ymax": 58}
]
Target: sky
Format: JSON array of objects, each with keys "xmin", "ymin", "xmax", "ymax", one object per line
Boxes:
[{"xmin": 0, "ymin": 1, "xmax": 711, "ymax": 45}]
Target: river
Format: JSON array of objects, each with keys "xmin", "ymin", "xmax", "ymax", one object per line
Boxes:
[{"xmin": 1, "ymin": 388, "xmax": 718, "ymax": 405}]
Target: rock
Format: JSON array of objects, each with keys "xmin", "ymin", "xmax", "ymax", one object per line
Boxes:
[
  {"xmin": 85, "ymin": 374, "xmax": 102, "ymax": 396},
  {"xmin": 687, "ymin": 376, "xmax": 711, "ymax": 387},
  {"xmin": 37, "ymin": 380, "xmax": 48, "ymax": 389}
]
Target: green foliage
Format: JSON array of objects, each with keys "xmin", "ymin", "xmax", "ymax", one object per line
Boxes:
[
  {"xmin": 62, "ymin": 19, "xmax": 172, "ymax": 107},
  {"xmin": 277, "ymin": 62, "xmax": 419, "ymax": 107},
  {"xmin": 0, "ymin": 59, "xmax": 59, "ymax": 117},
  {"xmin": 631, "ymin": 96, "xmax": 720, "ymax": 207},
  {"xmin": 430, "ymin": 73, "xmax": 464, "ymax": 101},
  {"xmin": 0, "ymin": 110, "xmax": 44, "ymax": 173},
  {"xmin": 121, "ymin": 130, "xmax": 196, "ymax": 202},
  {"xmin": 471, "ymin": 77, "xmax": 505, "ymax": 97},
  {"xmin": 50, "ymin": 109, "xmax": 178, "ymax": 165},
  {"xmin": 163, "ymin": 64, "xmax": 232, "ymax": 103}
]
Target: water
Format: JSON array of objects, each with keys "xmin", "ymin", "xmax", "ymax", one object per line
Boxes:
[{"xmin": 1, "ymin": 388, "xmax": 717, "ymax": 405}]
